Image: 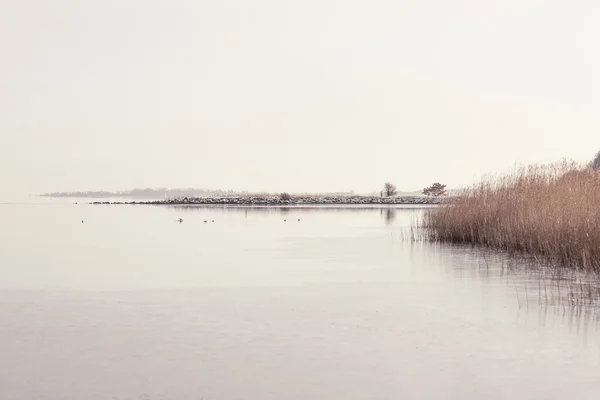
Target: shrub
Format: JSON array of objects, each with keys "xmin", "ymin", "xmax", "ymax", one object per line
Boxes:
[
  {"xmin": 591, "ymin": 149, "xmax": 600, "ymax": 171},
  {"xmin": 422, "ymin": 182, "xmax": 447, "ymax": 197}
]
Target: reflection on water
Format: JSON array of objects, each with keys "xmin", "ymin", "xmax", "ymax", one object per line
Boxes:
[
  {"xmin": 163, "ymin": 203, "xmax": 429, "ymax": 213},
  {"xmin": 381, "ymin": 208, "xmax": 396, "ymax": 225},
  {"xmin": 0, "ymin": 202, "xmax": 599, "ymax": 399},
  {"xmin": 162, "ymin": 204, "xmax": 600, "ymax": 313},
  {"xmin": 435, "ymin": 241, "xmax": 600, "ymax": 311}
]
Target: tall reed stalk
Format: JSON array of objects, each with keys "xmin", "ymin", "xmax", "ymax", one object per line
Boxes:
[{"xmin": 422, "ymin": 161, "xmax": 600, "ymax": 272}]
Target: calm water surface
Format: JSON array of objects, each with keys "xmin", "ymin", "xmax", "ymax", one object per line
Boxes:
[{"xmin": 0, "ymin": 200, "xmax": 599, "ymax": 399}]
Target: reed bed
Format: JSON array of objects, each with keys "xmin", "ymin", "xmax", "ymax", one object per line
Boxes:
[{"xmin": 422, "ymin": 161, "xmax": 600, "ymax": 273}]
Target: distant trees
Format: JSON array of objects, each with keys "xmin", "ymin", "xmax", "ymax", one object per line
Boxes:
[
  {"xmin": 383, "ymin": 182, "xmax": 397, "ymax": 197},
  {"xmin": 40, "ymin": 191, "xmax": 116, "ymax": 198},
  {"xmin": 422, "ymin": 182, "xmax": 447, "ymax": 197},
  {"xmin": 279, "ymin": 192, "xmax": 292, "ymax": 201}
]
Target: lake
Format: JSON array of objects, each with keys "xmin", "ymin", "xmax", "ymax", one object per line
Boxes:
[{"xmin": 0, "ymin": 200, "xmax": 599, "ymax": 399}]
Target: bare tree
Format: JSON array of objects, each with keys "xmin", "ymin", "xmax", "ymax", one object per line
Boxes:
[
  {"xmin": 383, "ymin": 182, "xmax": 397, "ymax": 197},
  {"xmin": 422, "ymin": 182, "xmax": 447, "ymax": 197}
]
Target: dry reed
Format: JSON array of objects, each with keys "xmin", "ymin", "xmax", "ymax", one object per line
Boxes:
[{"xmin": 422, "ymin": 161, "xmax": 600, "ymax": 272}]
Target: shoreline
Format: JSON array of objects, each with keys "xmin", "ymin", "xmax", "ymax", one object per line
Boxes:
[{"xmin": 89, "ymin": 195, "xmax": 450, "ymax": 206}]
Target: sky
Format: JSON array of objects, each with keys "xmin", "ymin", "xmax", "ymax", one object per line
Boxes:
[{"xmin": 1, "ymin": 0, "xmax": 600, "ymax": 196}]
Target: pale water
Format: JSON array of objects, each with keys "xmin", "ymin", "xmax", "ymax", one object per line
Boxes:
[{"xmin": 0, "ymin": 200, "xmax": 599, "ymax": 399}]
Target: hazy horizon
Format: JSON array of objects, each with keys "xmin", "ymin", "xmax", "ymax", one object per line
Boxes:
[{"xmin": 2, "ymin": 0, "xmax": 600, "ymax": 197}]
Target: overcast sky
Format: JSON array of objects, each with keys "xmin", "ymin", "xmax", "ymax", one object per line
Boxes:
[{"xmin": 1, "ymin": 0, "xmax": 599, "ymax": 195}]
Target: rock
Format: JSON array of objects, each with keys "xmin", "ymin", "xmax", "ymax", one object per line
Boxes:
[{"xmin": 90, "ymin": 194, "xmax": 453, "ymax": 206}]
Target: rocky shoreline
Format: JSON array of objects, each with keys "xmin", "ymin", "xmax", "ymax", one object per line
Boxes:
[{"xmin": 90, "ymin": 195, "xmax": 450, "ymax": 206}]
